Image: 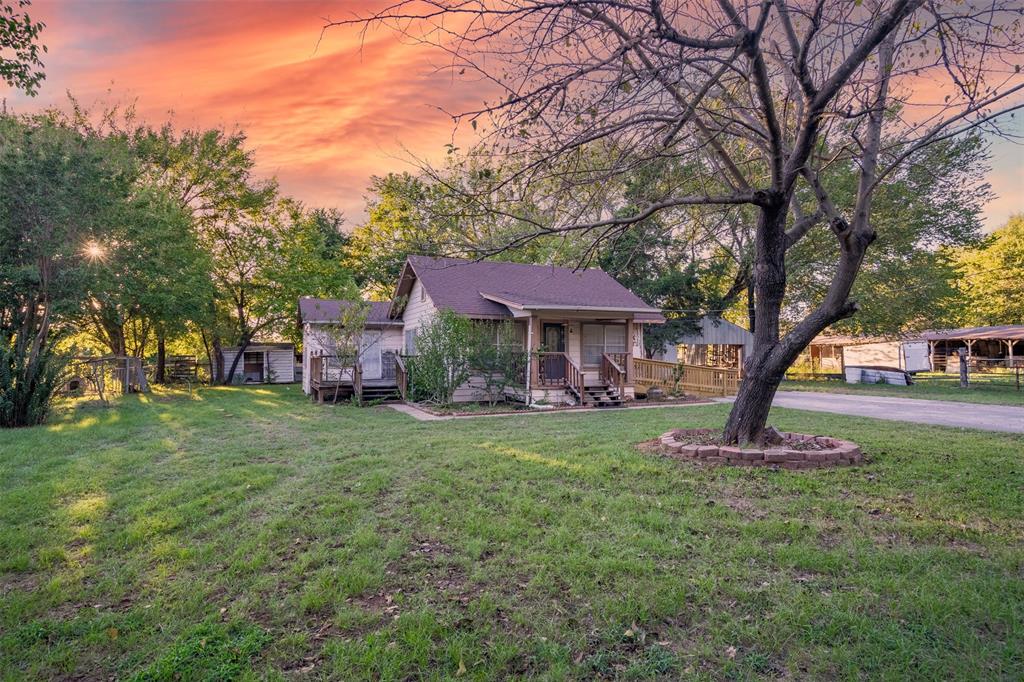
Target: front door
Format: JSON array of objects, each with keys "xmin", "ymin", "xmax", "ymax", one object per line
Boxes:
[
  {"xmin": 542, "ymin": 323, "xmax": 566, "ymax": 381},
  {"xmin": 361, "ymin": 333, "xmax": 383, "ymax": 380}
]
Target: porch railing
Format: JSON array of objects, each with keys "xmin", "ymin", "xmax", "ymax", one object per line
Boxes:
[
  {"xmin": 395, "ymin": 354, "xmax": 408, "ymax": 401},
  {"xmin": 310, "ymin": 354, "xmax": 363, "ymax": 403},
  {"xmin": 633, "ymin": 357, "xmax": 740, "ymax": 396},
  {"xmin": 601, "ymin": 353, "xmax": 626, "ymax": 398},
  {"xmin": 535, "ymin": 351, "xmax": 583, "ymax": 400}
]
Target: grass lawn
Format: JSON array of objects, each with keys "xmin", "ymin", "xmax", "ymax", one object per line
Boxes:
[
  {"xmin": 782, "ymin": 371, "xmax": 1024, "ymax": 406},
  {"xmin": 1, "ymin": 386, "xmax": 1022, "ymax": 680}
]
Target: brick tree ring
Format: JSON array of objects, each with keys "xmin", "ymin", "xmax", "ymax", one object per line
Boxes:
[{"xmin": 656, "ymin": 429, "xmax": 864, "ymax": 469}]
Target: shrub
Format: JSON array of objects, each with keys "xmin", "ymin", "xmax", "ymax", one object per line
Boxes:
[
  {"xmin": 468, "ymin": 320, "xmax": 527, "ymax": 406},
  {"xmin": 406, "ymin": 309, "xmax": 474, "ymax": 406},
  {"xmin": 0, "ymin": 336, "xmax": 69, "ymax": 428}
]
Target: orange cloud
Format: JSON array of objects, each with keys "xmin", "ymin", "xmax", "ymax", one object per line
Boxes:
[
  {"xmin": 3, "ymin": 0, "xmax": 488, "ymax": 221},
  {"xmin": 3, "ymin": 1, "xmax": 1020, "ymax": 229}
]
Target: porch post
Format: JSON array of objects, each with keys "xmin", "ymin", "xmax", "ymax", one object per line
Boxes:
[
  {"xmin": 626, "ymin": 319, "xmax": 635, "ymax": 385},
  {"xmin": 528, "ymin": 316, "xmax": 541, "ymax": 394}
]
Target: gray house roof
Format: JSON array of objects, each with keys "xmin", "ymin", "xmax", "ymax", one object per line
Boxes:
[
  {"xmin": 298, "ymin": 299, "xmax": 399, "ymax": 326},
  {"xmin": 393, "ymin": 256, "xmax": 665, "ymax": 321}
]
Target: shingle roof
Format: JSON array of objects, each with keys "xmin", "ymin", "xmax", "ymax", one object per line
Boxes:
[
  {"xmin": 298, "ymin": 299, "xmax": 398, "ymax": 326},
  {"xmin": 399, "ymin": 256, "xmax": 664, "ymax": 321}
]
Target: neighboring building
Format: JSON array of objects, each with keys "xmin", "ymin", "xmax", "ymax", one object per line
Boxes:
[
  {"xmin": 218, "ymin": 343, "xmax": 296, "ymax": 384},
  {"xmin": 650, "ymin": 316, "xmax": 753, "ymax": 370},
  {"xmin": 299, "ymin": 255, "xmax": 665, "ymax": 406},
  {"xmin": 800, "ymin": 335, "xmax": 931, "ymax": 373},
  {"xmin": 922, "ymin": 326, "xmax": 1024, "ymax": 371}
]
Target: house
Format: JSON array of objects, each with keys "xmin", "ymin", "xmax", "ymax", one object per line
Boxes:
[
  {"xmin": 218, "ymin": 343, "xmax": 295, "ymax": 384},
  {"xmin": 299, "ymin": 255, "xmax": 665, "ymax": 405},
  {"xmin": 650, "ymin": 316, "xmax": 753, "ymax": 370}
]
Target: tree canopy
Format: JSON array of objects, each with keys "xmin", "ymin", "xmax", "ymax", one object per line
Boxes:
[{"xmin": 955, "ymin": 216, "xmax": 1024, "ymax": 326}]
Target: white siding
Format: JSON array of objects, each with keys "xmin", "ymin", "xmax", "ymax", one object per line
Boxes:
[
  {"xmin": 633, "ymin": 322, "xmax": 644, "ymax": 357},
  {"xmin": 843, "ymin": 341, "xmax": 902, "ymax": 369},
  {"xmin": 220, "ymin": 346, "xmax": 294, "ymax": 384},
  {"xmin": 303, "ymin": 323, "xmax": 403, "ymax": 393},
  {"xmin": 400, "ymin": 279, "xmax": 437, "ymax": 353}
]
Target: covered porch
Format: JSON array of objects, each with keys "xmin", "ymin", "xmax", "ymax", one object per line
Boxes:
[{"xmin": 519, "ymin": 313, "xmax": 642, "ymax": 406}]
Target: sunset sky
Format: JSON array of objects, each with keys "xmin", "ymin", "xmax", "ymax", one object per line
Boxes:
[{"xmin": 4, "ymin": 0, "xmax": 1022, "ymax": 228}]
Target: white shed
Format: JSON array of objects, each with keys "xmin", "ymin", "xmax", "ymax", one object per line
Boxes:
[
  {"xmin": 843, "ymin": 339, "xmax": 931, "ymax": 372},
  {"xmin": 219, "ymin": 343, "xmax": 296, "ymax": 384}
]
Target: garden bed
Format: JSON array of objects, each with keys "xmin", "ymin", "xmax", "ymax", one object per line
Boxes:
[
  {"xmin": 654, "ymin": 428, "xmax": 864, "ymax": 469},
  {"xmin": 410, "ymin": 402, "xmax": 536, "ymax": 417},
  {"xmin": 413, "ymin": 395, "xmax": 711, "ymax": 417}
]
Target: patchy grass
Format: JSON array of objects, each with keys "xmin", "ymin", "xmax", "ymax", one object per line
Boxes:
[
  {"xmin": 782, "ymin": 371, "xmax": 1024, "ymax": 406},
  {"xmin": 1, "ymin": 385, "xmax": 1022, "ymax": 680}
]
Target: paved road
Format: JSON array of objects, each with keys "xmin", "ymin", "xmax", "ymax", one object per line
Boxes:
[{"xmin": 717, "ymin": 391, "xmax": 1024, "ymax": 434}]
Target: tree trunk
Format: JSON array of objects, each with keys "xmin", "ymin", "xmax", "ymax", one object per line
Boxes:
[
  {"xmin": 722, "ymin": 352, "xmax": 789, "ymax": 445},
  {"xmin": 723, "ymin": 202, "xmax": 789, "ymax": 444},
  {"xmin": 212, "ymin": 336, "xmax": 224, "ymax": 384},
  {"xmin": 155, "ymin": 333, "xmax": 166, "ymax": 383},
  {"xmin": 746, "ymin": 276, "xmax": 756, "ymax": 335},
  {"xmin": 223, "ymin": 335, "xmax": 251, "ymax": 385}
]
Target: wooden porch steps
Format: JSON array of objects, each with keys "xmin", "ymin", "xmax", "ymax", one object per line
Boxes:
[
  {"xmin": 361, "ymin": 384, "xmax": 402, "ymax": 402},
  {"xmin": 581, "ymin": 384, "xmax": 623, "ymax": 408}
]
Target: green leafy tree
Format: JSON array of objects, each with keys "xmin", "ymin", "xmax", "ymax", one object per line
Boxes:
[
  {"xmin": 785, "ymin": 136, "xmax": 989, "ymax": 336},
  {"xmin": 955, "ymin": 216, "xmax": 1024, "ymax": 326},
  {"xmin": 1, "ymin": 0, "xmax": 45, "ymax": 95},
  {"xmin": 347, "ymin": 173, "xmax": 459, "ymax": 297},
  {"xmin": 210, "ymin": 199, "xmax": 358, "ymax": 382},
  {"xmin": 0, "ymin": 113, "xmax": 133, "ymax": 425},
  {"xmin": 80, "ymin": 187, "xmax": 214, "ymax": 360}
]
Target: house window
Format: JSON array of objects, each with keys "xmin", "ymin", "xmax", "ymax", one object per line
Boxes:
[
  {"xmin": 420, "ymin": 284, "xmax": 426, "ymax": 302},
  {"xmin": 582, "ymin": 324, "xmax": 627, "ymax": 366},
  {"xmin": 405, "ymin": 328, "xmax": 418, "ymax": 355}
]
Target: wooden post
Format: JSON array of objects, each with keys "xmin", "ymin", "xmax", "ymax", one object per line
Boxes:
[
  {"xmin": 626, "ymin": 319, "xmax": 635, "ymax": 386},
  {"xmin": 528, "ymin": 316, "xmax": 541, "ymax": 395},
  {"xmin": 958, "ymin": 348, "xmax": 969, "ymax": 388}
]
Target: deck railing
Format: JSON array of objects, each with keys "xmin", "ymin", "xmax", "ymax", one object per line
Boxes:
[
  {"xmin": 395, "ymin": 354, "xmax": 408, "ymax": 401},
  {"xmin": 601, "ymin": 353, "xmax": 627, "ymax": 398},
  {"xmin": 310, "ymin": 354, "xmax": 364, "ymax": 403},
  {"xmin": 633, "ymin": 357, "xmax": 740, "ymax": 396}
]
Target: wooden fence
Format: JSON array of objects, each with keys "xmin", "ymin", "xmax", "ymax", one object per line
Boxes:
[{"xmin": 633, "ymin": 358, "xmax": 741, "ymax": 396}]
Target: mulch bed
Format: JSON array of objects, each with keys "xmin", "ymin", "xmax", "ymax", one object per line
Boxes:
[
  {"xmin": 410, "ymin": 396, "xmax": 711, "ymax": 417},
  {"xmin": 650, "ymin": 428, "xmax": 864, "ymax": 469}
]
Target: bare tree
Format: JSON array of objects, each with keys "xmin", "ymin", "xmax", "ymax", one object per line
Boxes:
[{"xmin": 331, "ymin": 0, "xmax": 1024, "ymax": 443}]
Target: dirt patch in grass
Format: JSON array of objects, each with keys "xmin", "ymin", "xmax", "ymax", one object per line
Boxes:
[{"xmin": 0, "ymin": 571, "xmax": 39, "ymax": 596}]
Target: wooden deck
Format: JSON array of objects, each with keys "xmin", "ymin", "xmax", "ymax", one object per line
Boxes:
[
  {"xmin": 309, "ymin": 355, "xmax": 401, "ymax": 404},
  {"xmin": 633, "ymin": 358, "xmax": 740, "ymax": 396}
]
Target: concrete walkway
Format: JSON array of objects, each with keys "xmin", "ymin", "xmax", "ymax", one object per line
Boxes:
[{"xmin": 715, "ymin": 391, "xmax": 1024, "ymax": 434}]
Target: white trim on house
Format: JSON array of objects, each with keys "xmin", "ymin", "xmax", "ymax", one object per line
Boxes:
[{"xmin": 479, "ymin": 292, "xmax": 659, "ymax": 314}]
